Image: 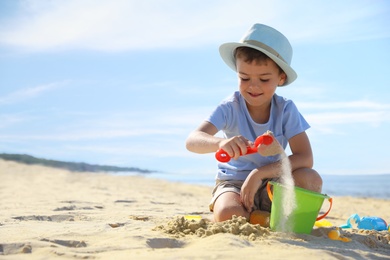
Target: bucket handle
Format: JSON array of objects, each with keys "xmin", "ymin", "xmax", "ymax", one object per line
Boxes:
[
  {"xmin": 266, "ymin": 182, "xmax": 333, "ymax": 221},
  {"xmin": 316, "ymin": 197, "xmax": 332, "ymax": 221}
]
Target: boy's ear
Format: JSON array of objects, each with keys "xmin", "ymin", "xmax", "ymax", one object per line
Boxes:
[{"xmin": 279, "ymin": 73, "xmax": 287, "ymax": 86}]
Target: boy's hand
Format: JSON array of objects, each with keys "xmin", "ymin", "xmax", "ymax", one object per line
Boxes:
[
  {"xmin": 257, "ymin": 132, "xmax": 283, "ymax": 156},
  {"xmin": 240, "ymin": 168, "xmax": 262, "ymax": 212},
  {"xmin": 218, "ymin": 135, "xmax": 252, "ymax": 161}
]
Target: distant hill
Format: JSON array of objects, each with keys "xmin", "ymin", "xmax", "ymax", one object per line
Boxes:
[{"xmin": 0, "ymin": 153, "xmax": 154, "ymax": 174}]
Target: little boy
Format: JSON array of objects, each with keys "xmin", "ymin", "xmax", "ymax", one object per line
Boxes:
[{"xmin": 185, "ymin": 24, "xmax": 322, "ymax": 222}]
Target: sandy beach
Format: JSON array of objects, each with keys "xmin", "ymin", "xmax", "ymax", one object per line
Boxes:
[{"xmin": 1, "ymin": 159, "xmax": 389, "ymax": 259}]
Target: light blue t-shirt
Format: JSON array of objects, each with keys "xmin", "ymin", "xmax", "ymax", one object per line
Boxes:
[{"xmin": 207, "ymin": 91, "xmax": 310, "ymax": 181}]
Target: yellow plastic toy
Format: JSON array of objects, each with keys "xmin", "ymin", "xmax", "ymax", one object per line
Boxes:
[
  {"xmin": 328, "ymin": 227, "xmax": 351, "ymax": 242},
  {"xmin": 314, "ymin": 219, "xmax": 333, "ymax": 227},
  {"xmin": 184, "ymin": 215, "xmax": 202, "ymax": 221}
]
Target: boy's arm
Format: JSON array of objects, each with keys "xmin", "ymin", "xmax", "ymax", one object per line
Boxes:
[
  {"xmin": 186, "ymin": 121, "xmax": 251, "ymax": 159},
  {"xmin": 241, "ymin": 131, "xmax": 314, "ymax": 211},
  {"xmin": 185, "ymin": 121, "xmax": 221, "ymax": 154},
  {"xmin": 249, "ymin": 131, "xmax": 314, "ymax": 180},
  {"xmin": 288, "ymin": 131, "xmax": 314, "ymax": 171}
]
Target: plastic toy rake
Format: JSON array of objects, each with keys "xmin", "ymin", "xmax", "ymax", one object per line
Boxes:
[{"xmin": 215, "ymin": 135, "xmax": 274, "ymax": 163}]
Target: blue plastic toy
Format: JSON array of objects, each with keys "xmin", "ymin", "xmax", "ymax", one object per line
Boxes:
[{"xmin": 340, "ymin": 214, "xmax": 388, "ymax": 231}]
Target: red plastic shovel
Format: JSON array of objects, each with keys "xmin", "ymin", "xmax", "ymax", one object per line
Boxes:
[{"xmin": 215, "ymin": 135, "xmax": 273, "ymax": 163}]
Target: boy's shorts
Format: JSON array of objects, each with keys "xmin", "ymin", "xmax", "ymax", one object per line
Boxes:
[{"xmin": 209, "ymin": 178, "xmax": 277, "ymax": 213}]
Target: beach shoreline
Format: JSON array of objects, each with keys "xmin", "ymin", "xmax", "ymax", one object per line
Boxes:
[{"xmin": 1, "ymin": 159, "xmax": 389, "ymax": 259}]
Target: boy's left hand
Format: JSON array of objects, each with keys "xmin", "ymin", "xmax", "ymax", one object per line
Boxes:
[
  {"xmin": 240, "ymin": 169, "xmax": 263, "ymax": 212},
  {"xmin": 257, "ymin": 132, "xmax": 284, "ymax": 156}
]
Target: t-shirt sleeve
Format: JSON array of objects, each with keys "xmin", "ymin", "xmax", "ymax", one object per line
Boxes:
[
  {"xmin": 283, "ymin": 101, "xmax": 310, "ymax": 140},
  {"xmin": 206, "ymin": 103, "xmax": 230, "ymax": 131}
]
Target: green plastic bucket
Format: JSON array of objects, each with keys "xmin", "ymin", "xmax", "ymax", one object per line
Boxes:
[{"xmin": 267, "ymin": 181, "xmax": 332, "ymax": 234}]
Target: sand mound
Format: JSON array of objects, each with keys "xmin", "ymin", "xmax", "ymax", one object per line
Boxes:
[
  {"xmin": 154, "ymin": 215, "xmax": 270, "ymax": 241},
  {"xmin": 155, "ymin": 216, "xmax": 390, "ymax": 252},
  {"xmin": 352, "ymin": 229, "xmax": 390, "ymax": 249}
]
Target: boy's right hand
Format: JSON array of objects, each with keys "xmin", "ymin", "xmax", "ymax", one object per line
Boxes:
[{"xmin": 218, "ymin": 135, "xmax": 252, "ymax": 161}]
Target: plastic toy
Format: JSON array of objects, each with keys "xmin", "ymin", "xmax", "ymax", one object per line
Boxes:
[
  {"xmin": 314, "ymin": 219, "xmax": 333, "ymax": 227},
  {"xmin": 328, "ymin": 227, "xmax": 351, "ymax": 242},
  {"xmin": 340, "ymin": 214, "xmax": 388, "ymax": 231},
  {"xmin": 184, "ymin": 215, "xmax": 202, "ymax": 221},
  {"xmin": 215, "ymin": 134, "xmax": 273, "ymax": 162},
  {"xmin": 249, "ymin": 210, "xmax": 270, "ymax": 227}
]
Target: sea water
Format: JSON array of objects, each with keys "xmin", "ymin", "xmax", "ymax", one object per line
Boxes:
[{"xmin": 119, "ymin": 172, "xmax": 390, "ymax": 199}]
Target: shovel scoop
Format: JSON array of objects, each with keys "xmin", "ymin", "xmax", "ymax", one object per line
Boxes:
[{"xmin": 215, "ymin": 131, "xmax": 283, "ymax": 163}]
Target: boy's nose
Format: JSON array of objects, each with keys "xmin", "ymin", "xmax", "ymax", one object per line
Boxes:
[{"xmin": 249, "ymin": 79, "xmax": 261, "ymax": 88}]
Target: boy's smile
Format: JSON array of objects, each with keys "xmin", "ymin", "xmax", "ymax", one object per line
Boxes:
[
  {"xmin": 247, "ymin": 92, "xmax": 263, "ymax": 98},
  {"xmin": 236, "ymin": 57, "xmax": 286, "ymax": 123}
]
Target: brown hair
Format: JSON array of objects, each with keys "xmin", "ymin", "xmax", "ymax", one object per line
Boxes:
[{"xmin": 234, "ymin": 47, "xmax": 284, "ymax": 74}]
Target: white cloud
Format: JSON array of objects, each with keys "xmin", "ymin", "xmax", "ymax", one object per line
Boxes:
[
  {"xmin": 278, "ymin": 1, "xmax": 390, "ymax": 44},
  {"xmin": 0, "ymin": 0, "xmax": 388, "ymax": 52},
  {"xmin": 0, "ymin": 114, "xmax": 32, "ymax": 129},
  {"xmin": 0, "ymin": 106, "xmax": 209, "ymax": 142},
  {"xmin": 307, "ymin": 110, "xmax": 389, "ymax": 127},
  {"xmin": 300, "ymin": 100, "xmax": 390, "ymax": 110},
  {"xmin": 296, "ymin": 99, "xmax": 390, "ymax": 134},
  {"xmin": 0, "ymin": 81, "xmax": 68, "ymax": 105},
  {"xmin": 64, "ymin": 142, "xmax": 193, "ymax": 159}
]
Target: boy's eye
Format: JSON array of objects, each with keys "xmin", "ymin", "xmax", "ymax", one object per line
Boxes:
[
  {"xmin": 239, "ymin": 77, "xmax": 250, "ymax": 81},
  {"xmin": 260, "ymin": 79, "xmax": 270, "ymax": 82}
]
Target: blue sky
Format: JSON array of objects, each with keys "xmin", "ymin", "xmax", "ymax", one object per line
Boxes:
[{"xmin": 1, "ymin": 0, "xmax": 389, "ymax": 181}]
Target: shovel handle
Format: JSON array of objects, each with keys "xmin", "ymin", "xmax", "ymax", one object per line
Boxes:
[{"xmin": 215, "ymin": 135, "xmax": 273, "ymax": 163}]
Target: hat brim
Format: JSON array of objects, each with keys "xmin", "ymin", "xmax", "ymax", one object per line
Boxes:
[{"xmin": 219, "ymin": 42, "xmax": 297, "ymax": 86}]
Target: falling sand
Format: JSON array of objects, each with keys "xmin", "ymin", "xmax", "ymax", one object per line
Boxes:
[
  {"xmin": 277, "ymin": 153, "xmax": 296, "ymax": 232},
  {"xmin": 258, "ymin": 131, "xmax": 296, "ymax": 232}
]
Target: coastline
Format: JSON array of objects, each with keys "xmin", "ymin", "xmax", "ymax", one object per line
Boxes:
[
  {"xmin": 1, "ymin": 159, "xmax": 389, "ymax": 259},
  {"xmin": 128, "ymin": 170, "xmax": 390, "ymax": 199}
]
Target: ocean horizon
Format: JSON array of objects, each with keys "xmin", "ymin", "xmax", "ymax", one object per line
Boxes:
[
  {"xmin": 6, "ymin": 154, "xmax": 387, "ymax": 199},
  {"xmin": 118, "ymin": 171, "xmax": 390, "ymax": 200}
]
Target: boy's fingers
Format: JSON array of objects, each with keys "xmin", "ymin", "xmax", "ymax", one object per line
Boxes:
[
  {"xmin": 247, "ymin": 197, "xmax": 253, "ymax": 212},
  {"xmin": 238, "ymin": 138, "xmax": 249, "ymax": 153},
  {"xmin": 241, "ymin": 191, "xmax": 254, "ymax": 212},
  {"xmin": 231, "ymin": 145, "xmax": 241, "ymax": 159}
]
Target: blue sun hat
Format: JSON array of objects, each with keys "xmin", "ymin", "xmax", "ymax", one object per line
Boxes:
[{"xmin": 219, "ymin": 24, "xmax": 297, "ymax": 86}]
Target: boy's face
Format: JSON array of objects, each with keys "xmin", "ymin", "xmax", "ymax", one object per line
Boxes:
[{"xmin": 236, "ymin": 57, "xmax": 286, "ymax": 110}]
